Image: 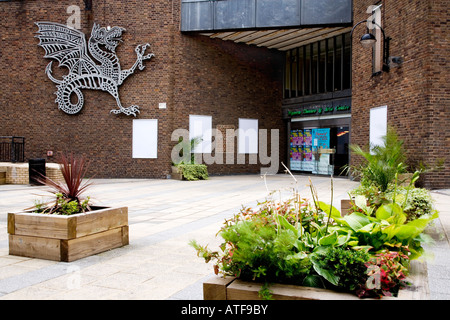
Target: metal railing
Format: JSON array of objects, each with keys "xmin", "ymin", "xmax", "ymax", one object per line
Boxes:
[{"xmin": 0, "ymin": 136, "xmax": 25, "ymax": 163}]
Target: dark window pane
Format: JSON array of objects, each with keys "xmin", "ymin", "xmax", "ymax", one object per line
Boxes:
[
  {"xmin": 298, "ymin": 46, "xmax": 304, "ymax": 96},
  {"xmin": 334, "ymin": 36, "xmax": 342, "ymax": 91},
  {"xmin": 285, "ymin": 50, "xmax": 291, "ymax": 98},
  {"xmin": 319, "ymin": 40, "xmax": 326, "ymax": 93},
  {"xmin": 326, "ymin": 37, "xmax": 334, "ymax": 92},
  {"xmin": 311, "ymin": 42, "xmax": 318, "ymax": 94},
  {"xmin": 343, "ymin": 33, "xmax": 351, "ymax": 90},
  {"xmin": 291, "ymin": 48, "xmax": 298, "ymax": 97},
  {"xmin": 304, "ymin": 45, "xmax": 311, "ymax": 95},
  {"xmin": 283, "ymin": 32, "xmax": 351, "ymax": 98}
]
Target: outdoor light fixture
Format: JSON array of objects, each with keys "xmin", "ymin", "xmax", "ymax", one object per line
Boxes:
[
  {"xmin": 84, "ymin": 0, "xmax": 92, "ymax": 11},
  {"xmin": 359, "ymin": 32, "xmax": 377, "ymax": 49},
  {"xmin": 351, "ymin": 19, "xmax": 392, "ymax": 72}
]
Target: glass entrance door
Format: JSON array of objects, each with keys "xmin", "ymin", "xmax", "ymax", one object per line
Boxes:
[
  {"xmin": 331, "ymin": 126, "xmax": 350, "ymax": 176},
  {"xmin": 289, "ymin": 125, "xmax": 350, "ymax": 176}
]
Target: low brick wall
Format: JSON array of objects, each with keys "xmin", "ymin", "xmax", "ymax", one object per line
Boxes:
[{"xmin": 0, "ymin": 162, "xmax": 63, "ymax": 185}]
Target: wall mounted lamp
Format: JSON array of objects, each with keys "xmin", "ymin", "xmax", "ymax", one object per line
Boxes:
[
  {"xmin": 351, "ymin": 19, "xmax": 392, "ymax": 73},
  {"xmin": 84, "ymin": 0, "xmax": 92, "ymax": 11}
]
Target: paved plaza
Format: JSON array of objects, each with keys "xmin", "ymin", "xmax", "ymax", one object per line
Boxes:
[{"xmin": 0, "ymin": 174, "xmax": 449, "ymax": 300}]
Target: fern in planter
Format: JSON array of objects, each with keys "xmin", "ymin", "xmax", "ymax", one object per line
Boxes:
[
  {"xmin": 191, "ymin": 177, "xmax": 438, "ymax": 299},
  {"xmin": 347, "ymin": 128, "xmax": 407, "ymax": 192},
  {"xmin": 172, "ymin": 136, "xmax": 209, "ymax": 181}
]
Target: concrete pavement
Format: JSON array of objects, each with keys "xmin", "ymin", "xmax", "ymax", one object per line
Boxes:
[{"xmin": 0, "ymin": 174, "xmax": 448, "ymax": 300}]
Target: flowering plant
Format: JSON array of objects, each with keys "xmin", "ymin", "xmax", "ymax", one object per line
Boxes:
[
  {"xmin": 191, "ymin": 173, "xmax": 436, "ymax": 299},
  {"xmin": 357, "ymin": 248, "xmax": 410, "ymax": 298}
]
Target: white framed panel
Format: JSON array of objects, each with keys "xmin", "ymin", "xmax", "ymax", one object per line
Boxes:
[
  {"xmin": 370, "ymin": 105, "xmax": 387, "ymax": 149},
  {"xmin": 238, "ymin": 118, "xmax": 258, "ymax": 154},
  {"xmin": 132, "ymin": 119, "xmax": 158, "ymax": 158},
  {"xmin": 189, "ymin": 115, "xmax": 212, "ymax": 153}
]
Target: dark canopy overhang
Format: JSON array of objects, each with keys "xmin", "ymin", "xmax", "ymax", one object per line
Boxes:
[{"xmin": 181, "ymin": 0, "xmax": 353, "ymax": 50}]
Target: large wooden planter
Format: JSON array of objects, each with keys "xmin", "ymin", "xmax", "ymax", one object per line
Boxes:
[
  {"xmin": 7, "ymin": 207, "xmax": 128, "ymax": 262},
  {"xmin": 203, "ymin": 260, "xmax": 429, "ymax": 300}
]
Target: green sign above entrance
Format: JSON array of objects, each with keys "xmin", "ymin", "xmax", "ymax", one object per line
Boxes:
[{"xmin": 287, "ymin": 105, "xmax": 351, "ymax": 118}]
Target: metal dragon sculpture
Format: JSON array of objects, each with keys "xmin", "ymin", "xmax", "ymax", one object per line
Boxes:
[{"xmin": 35, "ymin": 22, "xmax": 154, "ymax": 116}]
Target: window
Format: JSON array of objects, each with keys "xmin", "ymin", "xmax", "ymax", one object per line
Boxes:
[
  {"xmin": 132, "ymin": 119, "xmax": 158, "ymax": 158},
  {"xmin": 284, "ymin": 32, "xmax": 351, "ymax": 98},
  {"xmin": 189, "ymin": 115, "xmax": 212, "ymax": 153}
]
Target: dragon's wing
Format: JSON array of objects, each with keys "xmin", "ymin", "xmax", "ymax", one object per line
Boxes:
[{"xmin": 35, "ymin": 22, "xmax": 95, "ymax": 73}]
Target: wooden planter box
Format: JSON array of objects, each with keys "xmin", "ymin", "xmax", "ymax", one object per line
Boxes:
[
  {"xmin": 7, "ymin": 207, "xmax": 128, "ymax": 262},
  {"xmin": 340, "ymin": 199, "xmax": 353, "ymax": 216},
  {"xmin": 203, "ymin": 260, "xmax": 429, "ymax": 300}
]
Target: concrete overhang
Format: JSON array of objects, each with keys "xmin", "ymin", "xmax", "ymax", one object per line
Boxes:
[{"xmin": 181, "ymin": 0, "xmax": 353, "ymax": 51}]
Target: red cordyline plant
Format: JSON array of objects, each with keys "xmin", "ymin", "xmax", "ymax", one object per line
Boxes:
[{"xmin": 36, "ymin": 153, "xmax": 94, "ymax": 215}]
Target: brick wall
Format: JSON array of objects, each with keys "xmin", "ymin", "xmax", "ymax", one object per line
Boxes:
[
  {"xmin": 351, "ymin": 0, "xmax": 449, "ymax": 189},
  {"xmin": 0, "ymin": 0, "xmax": 285, "ymax": 179},
  {"xmin": 3, "ymin": 0, "xmax": 446, "ymax": 187},
  {"xmin": 0, "ymin": 163, "xmax": 63, "ymax": 185}
]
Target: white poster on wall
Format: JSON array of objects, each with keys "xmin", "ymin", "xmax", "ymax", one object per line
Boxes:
[
  {"xmin": 132, "ymin": 119, "xmax": 158, "ymax": 158},
  {"xmin": 370, "ymin": 105, "xmax": 387, "ymax": 150},
  {"xmin": 238, "ymin": 118, "xmax": 258, "ymax": 154},
  {"xmin": 189, "ymin": 115, "xmax": 212, "ymax": 153}
]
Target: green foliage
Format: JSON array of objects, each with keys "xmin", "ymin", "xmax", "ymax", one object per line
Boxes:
[
  {"xmin": 218, "ymin": 215, "xmax": 311, "ymax": 284},
  {"xmin": 34, "ymin": 193, "xmax": 91, "ymax": 215},
  {"xmin": 332, "ymin": 196, "xmax": 437, "ymax": 260},
  {"xmin": 176, "ymin": 163, "xmax": 209, "ymax": 181},
  {"xmin": 258, "ymin": 282, "xmax": 273, "ymax": 300},
  {"xmin": 386, "ymin": 187, "xmax": 435, "ymax": 221},
  {"xmin": 357, "ymin": 249, "xmax": 410, "ymax": 298},
  {"xmin": 172, "ymin": 136, "xmax": 209, "ymax": 180},
  {"xmin": 311, "ymin": 246, "xmax": 370, "ymax": 291},
  {"xmin": 349, "ymin": 128, "xmax": 407, "ymax": 192},
  {"xmin": 350, "ymin": 178, "xmax": 435, "ymax": 222},
  {"xmin": 54, "ymin": 193, "xmax": 91, "ymax": 215},
  {"xmin": 190, "ymin": 175, "xmax": 438, "ymax": 299},
  {"xmin": 173, "ymin": 136, "xmax": 202, "ymax": 165}
]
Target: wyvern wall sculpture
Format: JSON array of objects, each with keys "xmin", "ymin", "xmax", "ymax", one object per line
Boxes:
[{"xmin": 35, "ymin": 22, "xmax": 154, "ymax": 116}]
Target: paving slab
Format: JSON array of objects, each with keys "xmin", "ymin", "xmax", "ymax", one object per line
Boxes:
[{"xmin": 0, "ymin": 174, "xmax": 448, "ymax": 300}]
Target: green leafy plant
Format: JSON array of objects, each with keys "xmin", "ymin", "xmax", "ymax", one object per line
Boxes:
[
  {"xmin": 357, "ymin": 249, "xmax": 410, "ymax": 298},
  {"xmin": 386, "ymin": 187, "xmax": 435, "ymax": 221},
  {"xmin": 258, "ymin": 282, "xmax": 273, "ymax": 300},
  {"xmin": 190, "ymin": 174, "xmax": 437, "ymax": 299},
  {"xmin": 173, "ymin": 136, "xmax": 202, "ymax": 165},
  {"xmin": 348, "ymin": 128, "xmax": 407, "ymax": 192},
  {"xmin": 310, "ymin": 246, "xmax": 370, "ymax": 291},
  {"xmin": 172, "ymin": 136, "xmax": 209, "ymax": 180},
  {"xmin": 349, "ymin": 170, "xmax": 435, "ymax": 222},
  {"xmin": 176, "ymin": 163, "xmax": 209, "ymax": 181},
  {"xmin": 34, "ymin": 153, "xmax": 93, "ymax": 215},
  {"xmin": 331, "ymin": 195, "xmax": 437, "ymax": 259}
]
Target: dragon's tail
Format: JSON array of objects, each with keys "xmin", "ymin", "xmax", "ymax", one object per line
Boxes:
[
  {"xmin": 55, "ymin": 83, "xmax": 84, "ymax": 115},
  {"xmin": 45, "ymin": 62, "xmax": 63, "ymax": 84}
]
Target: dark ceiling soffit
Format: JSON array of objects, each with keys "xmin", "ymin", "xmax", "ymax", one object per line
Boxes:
[
  {"xmin": 180, "ymin": 23, "xmax": 353, "ymax": 35},
  {"xmin": 180, "ymin": 0, "xmax": 353, "ymax": 33}
]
